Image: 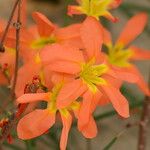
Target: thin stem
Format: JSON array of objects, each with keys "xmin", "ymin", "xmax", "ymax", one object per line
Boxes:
[
  {"xmin": 86, "ymin": 139, "xmax": 91, "ymax": 150},
  {"xmin": 0, "ymin": 0, "xmax": 21, "ymax": 52},
  {"xmin": 138, "ymin": 70, "xmax": 150, "ymax": 150},
  {"xmin": 11, "ymin": 0, "xmax": 22, "ymax": 100}
]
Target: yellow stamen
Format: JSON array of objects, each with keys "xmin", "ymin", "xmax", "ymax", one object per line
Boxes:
[
  {"xmin": 107, "ymin": 44, "xmax": 134, "ymax": 67},
  {"xmin": 31, "ymin": 37, "xmax": 56, "ymax": 49},
  {"xmin": 47, "ymin": 83, "xmax": 81, "ymax": 117},
  {"xmin": 80, "ymin": 58, "xmax": 108, "ymax": 93},
  {"xmin": 79, "ymin": 0, "xmax": 113, "ymax": 19},
  {"xmin": 59, "ymin": 109, "xmax": 70, "ymax": 118}
]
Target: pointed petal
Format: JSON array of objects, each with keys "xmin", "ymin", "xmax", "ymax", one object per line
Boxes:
[
  {"xmin": 98, "ymin": 94, "xmax": 110, "ymax": 106},
  {"xmin": 47, "ymin": 60, "xmax": 81, "ymax": 75},
  {"xmin": 117, "ymin": 13, "xmax": 148, "ymax": 46},
  {"xmin": 109, "ymin": 66, "xmax": 139, "ymax": 83},
  {"xmin": 81, "ymin": 16, "xmax": 103, "ymax": 59},
  {"xmin": 78, "ymin": 90, "xmax": 101, "ymax": 129},
  {"xmin": 90, "ymin": 90, "xmax": 102, "ymax": 113},
  {"xmin": 102, "ymin": 74, "xmax": 122, "ymax": 89},
  {"xmin": 55, "ymin": 23, "xmax": 81, "ymax": 40},
  {"xmin": 32, "ymin": 12, "xmax": 56, "ymax": 37},
  {"xmin": 102, "ymin": 27, "xmax": 112, "ymax": 46},
  {"xmin": 17, "ymin": 109, "xmax": 55, "ymax": 139},
  {"xmin": 60, "ymin": 113, "xmax": 72, "ymax": 150},
  {"xmin": 104, "ymin": 11, "xmax": 119, "ymax": 23},
  {"xmin": 51, "ymin": 73, "xmax": 73, "ymax": 85},
  {"xmin": 128, "ymin": 66, "xmax": 150, "ymax": 96},
  {"xmin": 80, "ymin": 116, "xmax": 97, "ymax": 138},
  {"xmin": 102, "ymin": 85, "xmax": 129, "ymax": 118},
  {"xmin": 130, "ymin": 46, "xmax": 150, "ymax": 60},
  {"xmin": 40, "ymin": 44, "xmax": 84, "ymax": 65},
  {"xmin": 57, "ymin": 79, "xmax": 87, "ymax": 108},
  {"xmin": 17, "ymin": 93, "xmax": 51, "ymax": 104},
  {"xmin": 78, "ymin": 91, "xmax": 92, "ymax": 130},
  {"xmin": 67, "ymin": 5, "xmax": 82, "ymax": 16}
]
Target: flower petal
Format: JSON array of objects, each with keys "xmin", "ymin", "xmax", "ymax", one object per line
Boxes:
[
  {"xmin": 102, "ymin": 27, "xmax": 112, "ymax": 46},
  {"xmin": 57, "ymin": 79, "xmax": 87, "ymax": 108},
  {"xmin": 80, "ymin": 16, "xmax": 103, "ymax": 60},
  {"xmin": 102, "ymin": 85, "xmax": 129, "ymax": 118},
  {"xmin": 117, "ymin": 13, "xmax": 148, "ymax": 46},
  {"xmin": 78, "ymin": 90, "xmax": 101, "ymax": 130},
  {"xmin": 17, "ymin": 93, "xmax": 51, "ymax": 104},
  {"xmin": 17, "ymin": 109, "xmax": 55, "ymax": 139},
  {"xmin": 130, "ymin": 46, "xmax": 150, "ymax": 60},
  {"xmin": 47, "ymin": 60, "xmax": 81, "ymax": 75},
  {"xmin": 80, "ymin": 116, "xmax": 97, "ymax": 138},
  {"xmin": 109, "ymin": 66, "xmax": 139, "ymax": 83},
  {"xmin": 32, "ymin": 12, "xmax": 56, "ymax": 37},
  {"xmin": 98, "ymin": 94, "xmax": 110, "ymax": 106},
  {"xmin": 60, "ymin": 113, "xmax": 72, "ymax": 150},
  {"xmin": 128, "ymin": 66, "xmax": 150, "ymax": 96},
  {"xmin": 102, "ymin": 74, "xmax": 122, "ymax": 89},
  {"xmin": 40, "ymin": 44, "xmax": 84, "ymax": 65},
  {"xmin": 67, "ymin": 5, "xmax": 82, "ymax": 16},
  {"xmin": 55, "ymin": 23, "xmax": 81, "ymax": 40},
  {"xmin": 78, "ymin": 91, "xmax": 92, "ymax": 130},
  {"xmin": 103, "ymin": 11, "xmax": 119, "ymax": 23}
]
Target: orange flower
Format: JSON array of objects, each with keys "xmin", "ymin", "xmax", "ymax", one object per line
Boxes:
[
  {"xmin": 103, "ymin": 12, "xmax": 150, "ymax": 95},
  {"xmin": 15, "ymin": 11, "xmax": 83, "ymax": 97},
  {"xmin": 68, "ymin": 0, "xmax": 122, "ymax": 22},
  {"xmin": 17, "ymin": 11, "xmax": 82, "ymax": 62},
  {"xmin": 40, "ymin": 17, "xmax": 130, "ymax": 136},
  {"xmin": 17, "ymin": 82, "xmax": 80, "ymax": 150}
]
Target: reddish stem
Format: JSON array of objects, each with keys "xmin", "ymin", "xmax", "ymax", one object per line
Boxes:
[{"xmin": 138, "ymin": 71, "xmax": 150, "ymax": 150}]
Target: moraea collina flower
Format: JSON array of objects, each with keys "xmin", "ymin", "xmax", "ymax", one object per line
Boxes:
[
  {"xmin": 40, "ymin": 17, "xmax": 130, "ymax": 137},
  {"xmin": 103, "ymin": 12, "xmax": 150, "ymax": 95},
  {"xmin": 15, "ymin": 12, "xmax": 82, "ymax": 97},
  {"xmin": 17, "ymin": 82, "xmax": 80, "ymax": 150}
]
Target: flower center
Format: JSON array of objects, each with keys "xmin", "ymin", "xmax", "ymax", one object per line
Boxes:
[
  {"xmin": 31, "ymin": 36, "xmax": 56, "ymax": 49},
  {"xmin": 107, "ymin": 44, "xmax": 133, "ymax": 67},
  {"xmin": 80, "ymin": 0, "xmax": 113, "ymax": 19},
  {"xmin": 47, "ymin": 83, "xmax": 80, "ymax": 117},
  {"xmin": 79, "ymin": 59, "xmax": 108, "ymax": 93}
]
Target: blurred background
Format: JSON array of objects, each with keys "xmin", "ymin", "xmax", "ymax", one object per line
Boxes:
[{"xmin": 0, "ymin": 0, "xmax": 150, "ymax": 149}]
